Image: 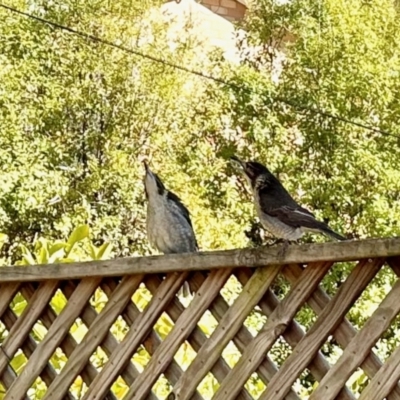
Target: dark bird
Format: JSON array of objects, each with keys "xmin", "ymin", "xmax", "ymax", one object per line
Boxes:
[
  {"xmin": 230, "ymin": 156, "xmax": 346, "ymax": 247},
  {"xmin": 143, "ymin": 161, "xmax": 197, "ymax": 297}
]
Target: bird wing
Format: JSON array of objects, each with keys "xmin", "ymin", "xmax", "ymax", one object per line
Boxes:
[
  {"xmin": 167, "ymin": 190, "xmax": 199, "ymax": 250},
  {"xmin": 266, "ymin": 205, "xmax": 320, "ymax": 229}
]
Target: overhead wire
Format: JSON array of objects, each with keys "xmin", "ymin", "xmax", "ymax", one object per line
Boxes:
[{"xmin": 0, "ymin": 2, "xmax": 399, "ymax": 140}]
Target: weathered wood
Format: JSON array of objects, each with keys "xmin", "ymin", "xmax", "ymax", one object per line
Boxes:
[
  {"xmin": 5, "ymin": 278, "xmax": 101, "ymax": 400},
  {"xmin": 82, "ymin": 271, "xmax": 188, "ymax": 400},
  {"xmin": 212, "ymin": 261, "xmax": 333, "ymax": 400},
  {"xmin": 172, "ymin": 265, "xmax": 282, "ymax": 400},
  {"xmin": 0, "ymin": 238, "xmax": 399, "ymax": 282},
  {"xmin": 310, "ymin": 276, "xmax": 400, "ymax": 399},
  {"xmin": 196, "ymin": 269, "xmax": 300, "ymax": 400},
  {"xmin": 0, "ymin": 280, "xmax": 58, "ymax": 378},
  {"xmin": 261, "ymin": 259, "xmax": 384, "ymax": 400},
  {"xmin": 101, "ymin": 278, "xmax": 174, "ymax": 400},
  {"xmin": 20, "ymin": 282, "xmax": 103, "ymax": 397},
  {"xmin": 358, "ymin": 345, "xmax": 400, "ymax": 400},
  {"xmin": 145, "ymin": 273, "xmax": 242, "ymax": 400},
  {"xmin": 43, "ymin": 275, "xmax": 143, "ymax": 400},
  {"xmin": 0, "ymin": 283, "xmax": 20, "ymax": 318},
  {"xmin": 0, "ymin": 307, "xmax": 75, "ymax": 400},
  {"xmin": 0, "ymin": 241, "xmax": 399, "ymax": 399},
  {"xmin": 284, "ymin": 263, "xmax": 400, "ymax": 400},
  {"xmin": 236, "ymin": 268, "xmax": 355, "ymax": 400},
  {"xmin": 0, "ymin": 341, "xmax": 30, "ymax": 400},
  {"xmin": 126, "ymin": 268, "xmax": 233, "ymax": 400}
]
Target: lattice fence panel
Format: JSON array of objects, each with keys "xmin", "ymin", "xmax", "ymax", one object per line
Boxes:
[{"xmin": 1, "ymin": 256, "xmax": 400, "ymax": 400}]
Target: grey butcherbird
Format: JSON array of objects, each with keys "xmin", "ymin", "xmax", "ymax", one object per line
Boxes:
[
  {"xmin": 230, "ymin": 156, "xmax": 346, "ymax": 248},
  {"xmin": 143, "ymin": 161, "xmax": 197, "ymax": 297}
]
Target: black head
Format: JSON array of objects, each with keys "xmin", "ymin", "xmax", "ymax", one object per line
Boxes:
[
  {"xmin": 230, "ymin": 156, "xmax": 271, "ymax": 186},
  {"xmin": 143, "ymin": 161, "xmax": 166, "ymax": 198}
]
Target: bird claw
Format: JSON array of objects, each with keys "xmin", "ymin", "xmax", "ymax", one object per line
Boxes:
[{"xmin": 277, "ymin": 240, "xmax": 290, "ymax": 258}]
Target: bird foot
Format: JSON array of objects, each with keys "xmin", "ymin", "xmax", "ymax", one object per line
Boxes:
[
  {"xmin": 277, "ymin": 240, "xmax": 290, "ymax": 258},
  {"xmin": 266, "ymin": 238, "xmax": 285, "ymax": 247}
]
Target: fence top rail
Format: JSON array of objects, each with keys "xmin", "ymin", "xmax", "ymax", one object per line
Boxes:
[{"xmin": 0, "ymin": 237, "xmax": 399, "ymax": 283}]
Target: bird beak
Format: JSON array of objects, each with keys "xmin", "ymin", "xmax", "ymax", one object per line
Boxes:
[
  {"xmin": 143, "ymin": 160, "xmax": 150, "ymax": 174},
  {"xmin": 230, "ymin": 155, "xmax": 246, "ymax": 170}
]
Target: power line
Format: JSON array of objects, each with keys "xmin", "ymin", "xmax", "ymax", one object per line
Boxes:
[{"xmin": 1, "ymin": 2, "xmax": 399, "ymax": 140}]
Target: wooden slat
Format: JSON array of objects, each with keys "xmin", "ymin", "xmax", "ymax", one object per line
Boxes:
[
  {"xmin": 0, "ymin": 283, "xmax": 20, "ymax": 318},
  {"xmin": 236, "ymin": 268, "xmax": 355, "ymax": 400},
  {"xmin": 210, "ymin": 269, "xmax": 300, "ymax": 400},
  {"xmin": 100, "ymin": 278, "xmax": 168, "ymax": 400},
  {"xmin": 0, "ymin": 238, "xmax": 399, "ymax": 282},
  {"xmin": 0, "ymin": 362, "xmax": 30, "ymax": 400},
  {"xmin": 20, "ymin": 282, "xmax": 109, "ymax": 400},
  {"xmin": 284, "ymin": 262, "xmax": 400, "ymax": 400},
  {"xmin": 163, "ymin": 272, "xmax": 252, "ymax": 400},
  {"xmin": 310, "ymin": 276, "xmax": 400, "ymax": 399},
  {"xmin": 212, "ymin": 261, "xmax": 333, "ymax": 400},
  {"xmin": 0, "ymin": 280, "xmax": 58, "ymax": 378},
  {"xmin": 358, "ymin": 344, "xmax": 400, "ymax": 400},
  {"xmin": 125, "ymin": 268, "xmax": 233, "ymax": 400},
  {"xmin": 43, "ymin": 275, "xmax": 143, "ymax": 400},
  {"xmin": 82, "ymin": 271, "xmax": 189, "ymax": 400},
  {"xmin": 5, "ymin": 278, "xmax": 101, "ymax": 400},
  {"xmin": 172, "ymin": 265, "xmax": 282, "ymax": 400},
  {"xmin": 260, "ymin": 258, "xmax": 384, "ymax": 400},
  {"xmin": 0, "ymin": 307, "xmax": 75, "ymax": 400}
]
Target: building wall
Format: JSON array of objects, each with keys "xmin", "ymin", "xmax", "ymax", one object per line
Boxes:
[{"xmin": 198, "ymin": 0, "xmax": 247, "ymax": 21}]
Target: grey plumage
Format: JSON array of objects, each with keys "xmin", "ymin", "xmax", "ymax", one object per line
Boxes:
[
  {"xmin": 143, "ymin": 161, "xmax": 197, "ymax": 296},
  {"xmin": 231, "ymin": 156, "xmax": 346, "ymax": 243}
]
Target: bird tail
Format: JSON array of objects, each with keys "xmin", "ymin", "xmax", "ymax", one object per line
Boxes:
[
  {"xmin": 320, "ymin": 225, "xmax": 347, "ymax": 241},
  {"xmin": 178, "ymin": 281, "xmax": 192, "ymax": 298}
]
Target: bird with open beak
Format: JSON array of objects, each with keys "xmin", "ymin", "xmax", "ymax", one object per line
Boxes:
[
  {"xmin": 230, "ymin": 156, "xmax": 346, "ymax": 249},
  {"xmin": 143, "ymin": 161, "xmax": 198, "ymax": 297}
]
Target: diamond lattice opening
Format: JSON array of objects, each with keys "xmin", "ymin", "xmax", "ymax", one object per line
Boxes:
[
  {"xmin": 69, "ymin": 374, "xmax": 88, "ymax": 399},
  {"xmin": 27, "ymin": 376, "xmax": 47, "ymax": 398},
  {"xmin": 132, "ymin": 282, "xmax": 153, "ymax": 312},
  {"xmin": 244, "ymin": 306, "xmax": 267, "ymax": 336},
  {"xmin": 345, "ymin": 367, "xmax": 369, "ymax": 396},
  {"xmin": 10, "ymin": 349, "xmax": 28, "ymax": 376},
  {"xmin": 270, "ymin": 273, "xmax": 291, "ymax": 300},
  {"xmin": 10, "ymin": 292, "xmax": 27, "ymax": 317},
  {"xmin": 49, "ymin": 346, "xmax": 68, "ymax": 373},
  {"xmin": 151, "ymin": 373, "xmax": 172, "ymax": 399},
  {"xmin": 90, "ymin": 286, "xmax": 109, "ymax": 313},
  {"xmin": 220, "ymin": 274, "xmax": 243, "ymax": 306},
  {"xmin": 197, "ymin": 371, "xmax": 219, "ymax": 400},
  {"xmin": 321, "ymin": 261, "xmax": 355, "ymax": 297},
  {"xmin": 154, "ymin": 312, "xmax": 175, "ymax": 341},
  {"xmin": 221, "ymin": 340, "xmax": 241, "ymax": 368},
  {"xmin": 268, "ymin": 336, "xmax": 293, "ymax": 369},
  {"xmin": 346, "ymin": 264, "xmax": 397, "ymax": 331},
  {"xmin": 197, "ymin": 310, "xmax": 218, "ymax": 338},
  {"xmin": 49, "ymin": 288, "xmax": 68, "ymax": 315},
  {"xmin": 320, "ymin": 335, "xmax": 344, "ymax": 365},
  {"xmin": 0, "ymin": 320, "xmax": 9, "ymax": 342},
  {"xmin": 374, "ymin": 312, "xmax": 400, "ymax": 363},
  {"xmin": 132, "ymin": 345, "xmax": 151, "ymax": 373},
  {"xmin": 110, "ymin": 315, "xmax": 130, "ymax": 342},
  {"xmin": 293, "ymin": 303, "xmax": 317, "ymax": 332},
  {"xmin": 90, "ymin": 345, "xmax": 109, "ymax": 372},
  {"xmin": 111, "ymin": 375, "xmax": 129, "ymax": 397},
  {"xmin": 174, "ymin": 340, "xmax": 196, "ymax": 370},
  {"xmin": 69, "ymin": 317, "xmax": 89, "ymax": 344},
  {"xmin": 31, "ymin": 320, "xmax": 48, "ymax": 343},
  {"xmin": 294, "ymin": 368, "xmax": 316, "ymax": 398},
  {"xmin": 245, "ymin": 371, "xmax": 266, "ymax": 399}
]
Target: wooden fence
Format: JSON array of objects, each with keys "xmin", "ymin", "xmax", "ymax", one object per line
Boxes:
[{"xmin": 0, "ymin": 238, "xmax": 400, "ymax": 400}]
